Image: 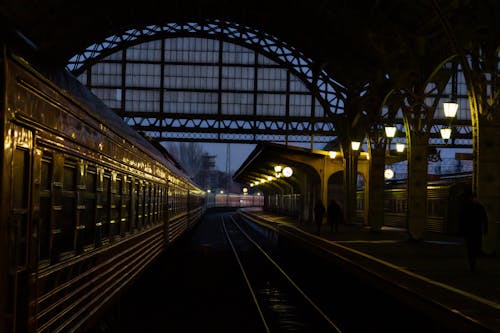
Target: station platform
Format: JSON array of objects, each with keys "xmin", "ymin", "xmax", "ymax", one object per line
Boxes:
[{"xmin": 240, "ymin": 207, "xmax": 500, "ymax": 333}]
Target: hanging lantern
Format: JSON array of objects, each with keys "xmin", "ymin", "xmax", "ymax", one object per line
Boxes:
[
  {"xmin": 440, "ymin": 128, "xmax": 452, "ymax": 140},
  {"xmin": 443, "ymin": 101, "xmax": 459, "ymax": 118},
  {"xmin": 384, "ymin": 126, "xmax": 397, "ymax": 138}
]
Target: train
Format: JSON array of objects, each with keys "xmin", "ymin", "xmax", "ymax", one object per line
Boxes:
[
  {"xmin": 377, "ymin": 175, "xmax": 471, "ymax": 234},
  {"xmin": 0, "ymin": 46, "xmax": 205, "ymax": 332},
  {"xmin": 264, "ymin": 176, "xmax": 471, "ymax": 234}
]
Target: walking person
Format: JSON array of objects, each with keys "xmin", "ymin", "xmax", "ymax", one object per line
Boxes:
[
  {"xmin": 314, "ymin": 199, "xmax": 325, "ymax": 235},
  {"xmin": 327, "ymin": 199, "xmax": 342, "ymax": 232},
  {"xmin": 459, "ymin": 188, "xmax": 488, "ymax": 271}
]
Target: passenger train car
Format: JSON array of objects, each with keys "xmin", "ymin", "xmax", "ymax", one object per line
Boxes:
[
  {"xmin": 0, "ymin": 47, "xmax": 204, "ymax": 332},
  {"xmin": 264, "ymin": 177, "xmax": 470, "ymax": 234},
  {"xmin": 378, "ymin": 175, "xmax": 471, "ymax": 234}
]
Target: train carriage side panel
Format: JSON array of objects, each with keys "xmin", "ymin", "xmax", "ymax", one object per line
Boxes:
[
  {"xmin": 1, "ymin": 51, "xmax": 37, "ymax": 333},
  {"xmin": 0, "ymin": 53, "xmax": 203, "ymax": 332},
  {"xmin": 0, "ymin": 49, "xmax": 9, "ymax": 333}
]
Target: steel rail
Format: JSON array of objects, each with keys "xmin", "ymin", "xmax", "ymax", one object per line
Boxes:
[{"xmin": 228, "ymin": 214, "xmax": 343, "ymax": 333}]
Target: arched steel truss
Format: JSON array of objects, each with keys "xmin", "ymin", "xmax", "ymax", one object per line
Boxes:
[
  {"xmin": 67, "ymin": 19, "xmax": 472, "ymax": 150},
  {"xmin": 67, "ymin": 20, "xmax": 347, "ymax": 145}
]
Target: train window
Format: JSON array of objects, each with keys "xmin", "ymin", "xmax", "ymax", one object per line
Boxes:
[
  {"xmin": 136, "ymin": 181, "xmax": 143, "ymax": 229},
  {"xmin": 39, "ymin": 155, "xmax": 52, "ymax": 262},
  {"xmin": 59, "ymin": 163, "xmax": 77, "ymax": 256},
  {"xmin": 101, "ymin": 173, "xmax": 111, "ymax": 240},
  {"xmin": 167, "ymin": 185, "xmax": 173, "ymax": 217},
  {"xmin": 82, "ymin": 166, "xmax": 97, "ymax": 248},
  {"xmin": 163, "ymin": 185, "xmax": 169, "ymax": 220},
  {"xmin": 110, "ymin": 174, "xmax": 121, "ymax": 237},
  {"xmin": 150, "ymin": 183, "xmax": 155, "ymax": 224},
  {"xmin": 175, "ymin": 187, "xmax": 179, "ymax": 215},
  {"xmin": 152, "ymin": 184, "xmax": 157, "ymax": 224},
  {"xmin": 127, "ymin": 178, "xmax": 135, "ymax": 232},
  {"xmin": 144, "ymin": 183, "xmax": 150, "ymax": 226},
  {"xmin": 12, "ymin": 148, "xmax": 29, "ymax": 268},
  {"xmin": 156, "ymin": 185, "xmax": 162, "ymax": 223},
  {"xmin": 157, "ymin": 186, "xmax": 162, "ymax": 222},
  {"xmin": 121, "ymin": 176, "xmax": 130, "ymax": 235}
]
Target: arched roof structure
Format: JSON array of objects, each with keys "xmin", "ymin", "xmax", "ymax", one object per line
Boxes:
[
  {"xmin": 1, "ymin": 0, "xmax": 497, "ymax": 151},
  {"xmin": 65, "ymin": 20, "xmax": 350, "ymax": 144}
]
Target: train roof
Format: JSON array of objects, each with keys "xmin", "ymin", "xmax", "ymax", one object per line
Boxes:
[{"xmin": 9, "ymin": 47, "xmax": 196, "ymax": 186}]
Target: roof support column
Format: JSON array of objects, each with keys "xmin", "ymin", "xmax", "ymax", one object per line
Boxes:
[
  {"xmin": 473, "ymin": 112, "xmax": 500, "ymax": 254},
  {"xmin": 367, "ymin": 143, "xmax": 386, "ymax": 232},
  {"xmin": 462, "ymin": 50, "xmax": 500, "ymax": 255},
  {"xmin": 342, "ymin": 147, "xmax": 359, "ymax": 224},
  {"xmin": 400, "ymin": 89, "xmax": 438, "ymax": 240},
  {"xmin": 406, "ymin": 130, "xmax": 429, "ymax": 240}
]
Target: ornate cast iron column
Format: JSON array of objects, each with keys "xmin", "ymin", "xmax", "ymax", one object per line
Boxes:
[
  {"xmin": 432, "ymin": 0, "xmax": 500, "ymax": 252},
  {"xmin": 367, "ymin": 139, "xmax": 386, "ymax": 232},
  {"xmin": 341, "ymin": 143, "xmax": 359, "ymax": 225},
  {"xmin": 402, "ymin": 97, "xmax": 434, "ymax": 241},
  {"xmin": 467, "ymin": 57, "xmax": 500, "ymax": 253}
]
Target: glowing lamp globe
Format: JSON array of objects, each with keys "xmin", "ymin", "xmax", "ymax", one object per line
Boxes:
[
  {"xmin": 443, "ymin": 101, "xmax": 459, "ymax": 118},
  {"xmin": 282, "ymin": 166, "xmax": 293, "ymax": 177}
]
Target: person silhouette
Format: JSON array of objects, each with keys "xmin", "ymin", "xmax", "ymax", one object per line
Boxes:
[
  {"xmin": 314, "ymin": 199, "xmax": 325, "ymax": 235},
  {"xmin": 459, "ymin": 188, "xmax": 488, "ymax": 271},
  {"xmin": 327, "ymin": 199, "xmax": 342, "ymax": 232}
]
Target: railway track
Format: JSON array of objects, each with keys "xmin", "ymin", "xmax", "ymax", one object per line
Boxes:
[{"xmin": 222, "ymin": 214, "xmax": 343, "ymax": 332}]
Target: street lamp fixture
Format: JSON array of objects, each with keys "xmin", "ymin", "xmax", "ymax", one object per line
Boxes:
[
  {"xmin": 384, "ymin": 126, "xmax": 397, "ymax": 138},
  {"xmin": 395, "ymin": 143, "xmax": 405, "ymax": 152},
  {"xmin": 440, "ymin": 127, "xmax": 452, "ymax": 140},
  {"xmin": 282, "ymin": 166, "xmax": 293, "ymax": 177},
  {"xmin": 443, "ymin": 100, "xmax": 459, "ymax": 118},
  {"xmin": 384, "ymin": 168, "xmax": 394, "ymax": 179}
]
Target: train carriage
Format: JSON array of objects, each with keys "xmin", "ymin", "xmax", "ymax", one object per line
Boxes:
[{"xmin": 0, "ymin": 47, "xmax": 204, "ymax": 333}]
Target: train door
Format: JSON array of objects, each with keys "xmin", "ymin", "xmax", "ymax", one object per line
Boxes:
[{"xmin": 2, "ymin": 124, "xmax": 33, "ymax": 333}]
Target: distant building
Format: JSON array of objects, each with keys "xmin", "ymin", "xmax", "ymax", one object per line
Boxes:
[{"xmin": 194, "ymin": 153, "xmax": 232, "ymax": 192}]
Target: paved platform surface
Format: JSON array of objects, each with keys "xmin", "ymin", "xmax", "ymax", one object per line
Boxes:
[{"xmin": 241, "ymin": 207, "xmax": 500, "ymax": 333}]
